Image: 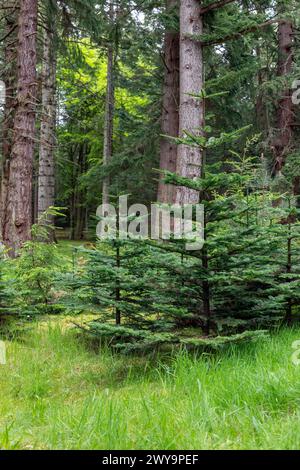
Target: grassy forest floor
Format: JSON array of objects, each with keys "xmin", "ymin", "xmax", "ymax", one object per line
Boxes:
[
  {"xmin": 1, "ymin": 317, "xmax": 300, "ymax": 449},
  {"xmin": 1, "ymin": 239, "xmax": 300, "ymax": 450}
]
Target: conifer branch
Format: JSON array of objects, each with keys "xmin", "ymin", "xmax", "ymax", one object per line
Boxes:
[
  {"xmin": 198, "ymin": 18, "xmax": 283, "ymax": 46},
  {"xmin": 200, "ymin": 0, "xmax": 237, "ymax": 15}
]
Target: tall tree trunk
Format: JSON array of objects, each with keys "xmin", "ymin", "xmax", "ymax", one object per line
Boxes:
[
  {"xmin": 38, "ymin": 10, "xmax": 57, "ymax": 234},
  {"xmin": 202, "ymin": 212, "xmax": 211, "ymax": 335},
  {"xmin": 74, "ymin": 142, "xmax": 87, "ymax": 240},
  {"xmin": 272, "ymin": 5, "xmax": 293, "ymax": 175},
  {"xmin": 293, "ymin": 177, "xmax": 300, "ymax": 207},
  {"xmin": 0, "ymin": 0, "xmax": 18, "ymax": 237},
  {"xmin": 2, "ymin": 0, "xmax": 38, "ymax": 256},
  {"xmin": 102, "ymin": 3, "xmax": 115, "ymax": 207},
  {"xmin": 69, "ymin": 143, "xmax": 79, "ymax": 240},
  {"xmin": 157, "ymin": 0, "xmax": 180, "ymax": 204},
  {"xmin": 175, "ymin": 0, "xmax": 204, "ymax": 205},
  {"xmin": 254, "ymin": 1, "xmax": 270, "ymax": 137}
]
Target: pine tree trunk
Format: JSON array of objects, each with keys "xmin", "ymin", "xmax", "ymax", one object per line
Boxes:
[
  {"xmin": 293, "ymin": 176, "xmax": 300, "ymax": 207},
  {"xmin": 0, "ymin": 0, "xmax": 18, "ymax": 237},
  {"xmin": 175, "ymin": 0, "xmax": 204, "ymax": 205},
  {"xmin": 38, "ymin": 14, "xmax": 57, "ymax": 233},
  {"xmin": 157, "ymin": 0, "xmax": 179, "ymax": 204},
  {"xmin": 2, "ymin": 0, "xmax": 38, "ymax": 256},
  {"xmin": 272, "ymin": 8, "xmax": 293, "ymax": 175},
  {"xmin": 74, "ymin": 142, "xmax": 87, "ymax": 240},
  {"xmin": 102, "ymin": 3, "xmax": 115, "ymax": 207},
  {"xmin": 69, "ymin": 143, "xmax": 79, "ymax": 240}
]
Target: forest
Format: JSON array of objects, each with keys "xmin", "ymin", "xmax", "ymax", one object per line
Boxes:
[{"xmin": 1, "ymin": 0, "xmax": 300, "ymax": 453}]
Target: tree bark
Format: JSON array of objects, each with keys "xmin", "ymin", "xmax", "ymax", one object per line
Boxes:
[
  {"xmin": 0, "ymin": 0, "xmax": 18, "ymax": 237},
  {"xmin": 2, "ymin": 0, "xmax": 38, "ymax": 256},
  {"xmin": 74, "ymin": 142, "xmax": 87, "ymax": 240},
  {"xmin": 37, "ymin": 11, "xmax": 57, "ymax": 234},
  {"xmin": 157, "ymin": 0, "xmax": 180, "ymax": 204},
  {"xmin": 175, "ymin": 0, "xmax": 204, "ymax": 205},
  {"xmin": 102, "ymin": 3, "xmax": 115, "ymax": 207},
  {"xmin": 293, "ymin": 176, "xmax": 300, "ymax": 207},
  {"xmin": 69, "ymin": 143, "xmax": 79, "ymax": 240},
  {"xmin": 272, "ymin": 5, "xmax": 294, "ymax": 175}
]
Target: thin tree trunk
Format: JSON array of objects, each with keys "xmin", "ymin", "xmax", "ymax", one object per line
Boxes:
[
  {"xmin": 202, "ymin": 263, "xmax": 211, "ymax": 334},
  {"xmin": 293, "ymin": 176, "xmax": 300, "ymax": 207},
  {"xmin": 0, "ymin": 0, "xmax": 18, "ymax": 237},
  {"xmin": 116, "ymin": 210, "xmax": 121, "ymax": 325},
  {"xmin": 175, "ymin": 0, "xmax": 204, "ymax": 205},
  {"xmin": 69, "ymin": 144, "xmax": 79, "ymax": 240},
  {"xmin": 38, "ymin": 11, "xmax": 57, "ymax": 235},
  {"xmin": 285, "ymin": 222, "xmax": 293, "ymax": 325},
  {"xmin": 102, "ymin": 3, "xmax": 115, "ymax": 207},
  {"xmin": 284, "ymin": 197, "xmax": 293, "ymax": 325},
  {"xmin": 272, "ymin": 4, "xmax": 293, "ymax": 175},
  {"xmin": 255, "ymin": 43, "xmax": 270, "ymax": 135},
  {"xmin": 254, "ymin": 1, "xmax": 269, "ymax": 137},
  {"xmin": 157, "ymin": 0, "xmax": 179, "ymax": 204},
  {"xmin": 2, "ymin": 0, "xmax": 38, "ymax": 256},
  {"xmin": 74, "ymin": 142, "xmax": 87, "ymax": 240}
]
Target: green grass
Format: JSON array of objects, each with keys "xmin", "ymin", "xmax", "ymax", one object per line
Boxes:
[{"xmin": 1, "ymin": 322, "xmax": 300, "ymax": 449}]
